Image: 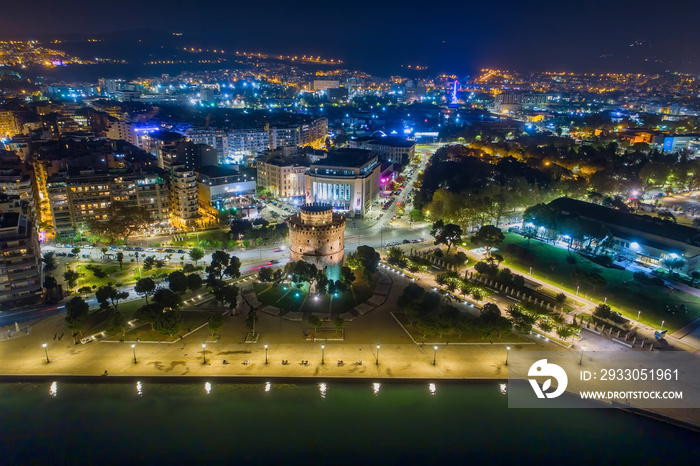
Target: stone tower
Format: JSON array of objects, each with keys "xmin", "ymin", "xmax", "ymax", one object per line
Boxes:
[{"xmin": 287, "ymin": 203, "xmax": 345, "ymax": 281}]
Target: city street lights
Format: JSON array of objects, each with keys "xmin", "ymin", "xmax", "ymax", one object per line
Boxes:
[
  {"xmin": 264, "ymin": 344, "xmax": 268, "ymax": 364},
  {"xmin": 131, "ymin": 344, "xmax": 137, "ymax": 364},
  {"xmin": 579, "ymin": 345, "xmax": 585, "ymax": 365},
  {"xmin": 202, "ymin": 344, "xmax": 206, "ymax": 364},
  {"xmin": 661, "ymin": 320, "xmax": 665, "ymax": 330},
  {"xmin": 637, "ymin": 310, "xmax": 641, "ymax": 322},
  {"xmin": 433, "ymin": 345, "xmax": 438, "ymax": 365},
  {"xmin": 42, "ymin": 343, "xmax": 49, "ymax": 364},
  {"xmin": 376, "ymin": 345, "xmax": 380, "ymax": 365},
  {"xmin": 321, "ymin": 345, "xmax": 325, "ymax": 365},
  {"xmin": 505, "ymin": 346, "xmax": 510, "ymax": 366}
]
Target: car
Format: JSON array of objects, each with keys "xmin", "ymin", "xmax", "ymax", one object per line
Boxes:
[
  {"xmin": 273, "ymin": 247, "xmax": 284, "ymax": 252},
  {"xmin": 268, "ymin": 260, "xmax": 279, "ymax": 265},
  {"xmin": 177, "ymin": 250, "xmax": 185, "ymax": 254},
  {"xmin": 134, "ymin": 247, "xmax": 144, "ymax": 251},
  {"xmin": 165, "ymin": 249, "xmax": 175, "ymax": 253},
  {"xmin": 403, "ymin": 239, "xmax": 410, "ymax": 244},
  {"xmin": 124, "ymin": 246, "xmax": 134, "ymax": 251},
  {"xmin": 56, "ymin": 252, "xmax": 67, "ymax": 257},
  {"xmin": 67, "ymin": 253, "xmax": 77, "ymax": 257},
  {"xmin": 80, "ymin": 337, "xmax": 93, "ymax": 345},
  {"xmin": 156, "ymin": 249, "xmax": 165, "ymax": 253},
  {"xmin": 146, "ymin": 248, "xmax": 155, "ymax": 252}
]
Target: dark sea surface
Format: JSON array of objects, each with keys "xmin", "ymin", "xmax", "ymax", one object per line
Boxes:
[{"xmin": 1, "ymin": 380, "xmax": 698, "ymax": 464}]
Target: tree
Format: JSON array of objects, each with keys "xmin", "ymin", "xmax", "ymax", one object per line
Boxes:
[
  {"xmin": 71, "ymin": 247, "xmax": 81, "ymax": 255},
  {"xmin": 208, "ymin": 313, "xmax": 224, "ymax": 336},
  {"xmin": 187, "ymin": 273, "xmax": 203, "ymax": 293},
  {"xmin": 221, "ymin": 285, "xmax": 240, "ymax": 313},
  {"xmin": 43, "ymin": 276, "xmax": 58, "ymax": 296},
  {"xmin": 143, "ymin": 255, "xmax": 157, "ymax": 271},
  {"xmin": 340, "ymin": 266, "xmax": 355, "ymax": 284},
  {"xmin": 347, "ymin": 245, "xmax": 380, "ymax": 279},
  {"xmin": 42, "ymin": 251, "xmax": 57, "ymax": 274},
  {"xmin": 431, "ymin": 220, "xmax": 463, "ymax": 254},
  {"xmin": 258, "ymin": 267, "xmax": 273, "ymax": 282},
  {"xmin": 152, "ymin": 287, "xmax": 182, "ymax": 310},
  {"xmin": 168, "ymin": 271, "xmax": 188, "ymax": 294},
  {"xmin": 308, "ymin": 315, "xmax": 322, "ymax": 336},
  {"xmin": 189, "ymin": 247, "xmax": 205, "ymax": 265},
  {"xmin": 134, "ymin": 278, "xmax": 156, "ymax": 304},
  {"xmin": 662, "ymin": 257, "xmax": 685, "ymax": 274},
  {"xmin": 387, "ymin": 246, "xmax": 406, "ymax": 267},
  {"xmin": 245, "ymin": 308, "xmax": 258, "ymax": 334},
  {"xmin": 207, "ymin": 250, "xmax": 231, "ymax": 280},
  {"xmin": 96, "ymin": 285, "xmax": 129, "ymax": 312},
  {"xmin": 134, "ymin": 303, "xmax": 162, "ymax": 330},
  {"xmin": 333, "ymin": 317, "xmax": 345, "ymax": 334},
  {"xmin": 471, "ymin": 225, "xmax": 505, "ymax": 256},
  {"xmin": 106, "ymin": 311, "xmax": 126, "ymax": 336},
  {"xmin": 116, "ymin": 252, "xmax": 124, "ymax": 270},
  {"xmin": 64, "ymin": 296, "xmax": 89, "ymax": 334},
  {"xmin": 224, "ymin": 255, "xmax": 241, "ymax": 279},
  {"xmin": 155, "ymin": 310, "xmax": 183, "ymax": 337},
  {"xmin": 86, "ymin": 201, "xmax": 153, "ymax": 243},
  {"xmin": 480, "ymin": 302, "xmax": 501, "ymax": 322},
  {"xmin": 63, "ymin": 269, "xmax": 80, "ymax": 290}
]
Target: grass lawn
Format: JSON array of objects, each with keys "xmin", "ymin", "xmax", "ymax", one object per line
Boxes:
[
  {"xmin": 253, "ymin": 279, "xmax": 374, "ymax": 315},
  {"xmin": 104, "ymin": 310, "xmax": 218, "ymax": 342},
  {"xmin": 74, "ymin": 263, "xmax": 124, "ymax": 287},
  {"xmin": 495, "ymin": 233, "xmax": 700, "ymax": 332},
  {"xmin": 169, "ymin": 229, "xmax": 231, "ymax": 248},
  {"xmin": 394, "ymin": 313, "xmax": 528, "ymax": 344}
]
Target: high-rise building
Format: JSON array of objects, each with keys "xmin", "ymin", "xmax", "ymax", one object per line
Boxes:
[
  {"xmin": 169, "ymin": 166, "xmax": 200, "ymax": 229},
  {"xmin": 256, "ymin": 158, "xmax": 307, "ymax": 200},
  {"xmin": 226, "ymin": 129, "xmax": 269, "ymax": 163},
  {"xmin": 0, "ymin": 212, "xmax": 42, "ymax": 310}
]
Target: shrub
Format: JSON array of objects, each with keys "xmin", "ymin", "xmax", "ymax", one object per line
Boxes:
[{"xmin": 556, "ymin": 292, "xmax": 567, "ymax": 303}]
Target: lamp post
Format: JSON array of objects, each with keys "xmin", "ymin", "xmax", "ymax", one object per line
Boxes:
[
  {"xmin": 433, "ymin": 345, "xmax": 438, "ymax": 365},
  {"xmin": 131, "ymin": 344, "xmax": 137, "ymax": 364},
  {"xmin": 661, "ymin": 320, "xmax": 665, "ymax": 330},
  {"xmin": 264, "ymin": 344, "xmax": 268, "ymax": 364},
  {"xmin": 202, "ymin": 344, "xmax": 206, "ymax": 364},
  {"xmin": 505, "ymin": 346, "xmax": 510, "ymax": 366},
  {"xmin": 579, "ymin": 345, "xmax": 585, "ymax": 365},
  {"xmin": 376, "ymin": 345, "xmax": 380, "ymax": 365},
  {"xmin": 42, "ymin": 343, "xmax": 49, "ymax": 364},
  {"xmin": 637, "ymin": 310, "xmax": 641, "ymax": 322},
  {"xmin": 321, "ymin": 345, "xmax": 325, "ymax": 365}
]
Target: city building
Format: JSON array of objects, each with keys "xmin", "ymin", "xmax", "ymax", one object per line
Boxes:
[
  {"xmin": 256, "ymin": 158, "xmax": 308, "ymax": 200},
  {"xmin": 0, "ymin": 110, "xmax": 20, "ymax": 138},
  {"xmin": 185, "ymin": 128, "xmax": 228, "ymax": 162},
  {"xmin": 348, "ymin": 136, "xmax": 415, "ymax": 165},
  {"xmin": 169, "ymin": 165, "xmax": 200, "ymax": 229},
  {"xmin": 313, "ymin": 79, "xmax": 340, "ymax": 91},
  {"xmin": 226, "ymin": 129, "xmax": 269, "ymax": 164},
  {"xmin": 305, "ymin": 149, "xmax": 380, "ymax": 218},
  {"xmin": 287, "ymin": 203, "xmax": 345, "ymax": 281},
  {"xmin": 196, "ymin": 166, "xmax": 256, "ymax": 218},
  {"xmin": 46, "ymin": 170, "xmax": 169, "ymax": 238},
  {"xmin": 268, "ymin": 126, "xmax": 300, "ymax": 149},
  {"xmin": 160, "ymin": 141, "xmax": 218, "ymax": 172},
  {"xmin": 105, "ymin": 119, "xmax": 137, "ymax": 145},
  {"xmin": 0, "ymin": 212, "xmax": 42, "ymax": 310}
]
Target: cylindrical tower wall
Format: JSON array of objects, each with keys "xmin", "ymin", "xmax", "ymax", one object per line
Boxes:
[{"xmin": 288, "ymin": 204, "xmax": 345, "ymax": 281}]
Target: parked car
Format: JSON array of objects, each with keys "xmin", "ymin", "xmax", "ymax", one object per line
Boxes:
[{"xmin": 177, "ymin": 250, "xmax": 185, "ymax": 254}]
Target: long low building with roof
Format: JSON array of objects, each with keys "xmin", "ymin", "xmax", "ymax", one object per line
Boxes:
[{"xmin": 547, "ymin": 197, "xmax": 700, "ymax": 273}]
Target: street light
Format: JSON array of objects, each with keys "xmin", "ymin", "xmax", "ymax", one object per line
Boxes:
[
  {"xmin": 505, "ymin": 346, "xmax": 510, "ymax": 366},
  {"xmin": 376, "ymin": 345, "xmax": 380, "ymax": 365},
  {"xmin": 42, "ymin": 343, "xmax": 49, "ymax": 364},
  {"xmin": 637, "ymin": 310, "xmax": 641, "ymax": 321},
  {"xmin": 579, "ymin": 345, "xmax": 585, "ymax": 365},
  {"xmin": 321, "ymin": 345, "xmax": 325, "ymax": 365},
  {"xmin": 433, "ymin": 345, "xmax": 438, "ymax": 365},
  {"xmin": 264, "ymin": 344, "xmax": 268, "ymax": 364},
  {"xmin": 202, "ymin": 344, "xmax": 207, "ymax": 364},
  {"xmin": 131, "ymin": 344, "xmax": 137, "ymax": 364},
  {"xmin": 661, "ymin": 320, "xmax": 665, "ymax": 330}
]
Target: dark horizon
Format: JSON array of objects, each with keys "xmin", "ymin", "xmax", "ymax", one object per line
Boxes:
[{"xmin": 1, "ymin": 0, "xmax": 699, "ymax": 77}]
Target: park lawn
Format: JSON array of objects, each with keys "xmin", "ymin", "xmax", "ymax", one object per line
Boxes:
[
  {"xmin": 74, "ymin": 263, "xmax": 124, "ymax": 287},
  {"xmin": 170, "ymin": 229, "xmax": 231, "ymax": 248},
  {"xmin": 496, "ymin": 233, "xmax": 700, "ymax": 332},
  {"xmin": 394, "ymin": 313, "xmax": 528, "ymax": 344},
  {"xmin": 104, "ymin": 310, "xmax": 218, "ymax": 342},
  {"xmin": 130, "ymin": 266, "xmax": 180, "ymax": 282}
]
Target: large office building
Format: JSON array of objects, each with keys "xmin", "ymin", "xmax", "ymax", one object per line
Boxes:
[
  {"xmin": 305, "ymin": 149, "xmax": 380, "ymax": 218},
  {"xmin": 160, "ymin": 141, "xmax": 218, "ymax": 172},
  {"xmin": 46, "ymin": 170, "xmax": 169, "ymax": 238},
  {"xmin": 256, "ymin": 158, "xmax": 308, "ymax": 200},
  {"xmin": 0, "ymin": 212, "xmax": 42, "ymax": 310}
]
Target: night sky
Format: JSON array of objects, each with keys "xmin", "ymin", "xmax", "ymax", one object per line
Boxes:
[{"xmin": 2, "ymin": 0, "xmax": 699, "ymax": 75}]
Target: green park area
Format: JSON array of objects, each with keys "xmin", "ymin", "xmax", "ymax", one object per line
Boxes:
[
  {"xmin": 253, "ymin": 278, "xmax": 373, "ymax": 315},
  {"xmin": 493, "ymin": 233, "xmax": 700, "ymax": 332},
  {"xmin": 393, "ymin": 312, "xmax": 528, "ymax": 344},
  {"xmin": 72, "ymin": 262, "xmax": 179, "ymax": 289}
]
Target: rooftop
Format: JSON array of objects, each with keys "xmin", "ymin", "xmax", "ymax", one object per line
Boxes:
[{"xmin": 312, "ymin": 149, "xmax": 375, "ymax": 168}]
